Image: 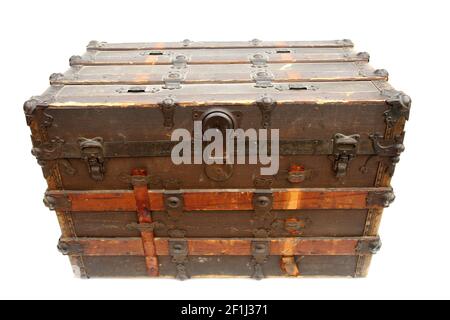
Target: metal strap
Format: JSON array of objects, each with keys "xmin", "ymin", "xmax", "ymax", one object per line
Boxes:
[
  {"xmin": 251, "ymin": 240, "xmax": 270, "ymax": 280},
  {"xmin": 169, "ymin": 239, "xmax": 189, "ymax": 281},
  {"xmin": 131, "ymin": 169, "xmax": 159, "ymax": 277}
]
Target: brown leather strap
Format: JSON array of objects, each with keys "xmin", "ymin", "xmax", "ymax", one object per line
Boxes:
[{"xmin": 131, "ymin": 169, "xmax": 158, "ymax": 277}]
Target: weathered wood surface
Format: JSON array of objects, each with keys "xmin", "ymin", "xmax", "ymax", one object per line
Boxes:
[
  {"xmin": 59, "ymin": 236, "xmax": 379, "ymax": 256},
  {"xmin": 37, "ymin": 81, "xmax": 388, "ymax": 109},
  {"xmin": 52, "ymin": 62, "xmax": 385, "ymax": 85},
  {"xmin": 87, "ymin": 40, "xmax": 355, "ymax": 51},
  {"xmin": 46, "ymin": 187, "xmax": 393, "ymax": 211},
  {"xmin": 74, "ymin": 48, "xmax": 368, "ymax": 66}
]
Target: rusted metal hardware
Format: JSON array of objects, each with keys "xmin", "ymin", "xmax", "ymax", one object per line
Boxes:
[
  {"xmin": 383, "ymin": 91, "xmax": 412, "ymax": 128},
  {"xmin": 287, "ymin": 164, "xmax": 312, "ymax": 184},
  {"xmin": 356, "ymin": 237, "xmax": 382, "ymax": 255},
  {"xmin": 43, "ymin": 193, "xmax": 71, "ymax": 211},
  {"xmin": 31, "ymin": 137, "xmax": 65, "ymax": 166},
  {"xmin": 57, "ymin": 238, "xmax": 83, "ymax": 255},
  {"xmin": 367, "ymin": 190, "xmax": 396, "ymax": 208},
  {"xmin": 23, "ymin": 98, "xmax": 53, "ymax": 127},
  {"xmin": 250, "ymin": 38, "xmax": 262, "ymax": 46},
  {"xmin": 78, "ymin": 137, "xmax": 105, "ymax": 181},
  {"xmin": 257, "ymin": 95, "xmax": 276, "ymax": 128},
  {"xmin": 49, "ymin": 73, "xmax": 65, "ymax": 83},
  {"xmin": 69, "ymin": 55, "xmax": 84, "ymax": 66},
  {"xmin": 159, "ymin": 97, "xmax": 176, "ymax": 128},
  {"xmin": 164, "ymin": 191, "xmax": 186, "ymax": 238},
  {"xmin": 250, "ymin": 53, "xmax": 268, "ymax": 67},
  {"xmin": 357, "ymin": 52, "xmax": 370, "ymax": 61},
  {"xmin": 370, "ymin": 133, "xmax": 406, "ymax": 176},
  {"xmin": 163, "ymin": 71, "xmax": 183, "ymax": 90},
  {"xmin": 253, "ymin": 70, "xmax": 274, "ymax": 88},
  {"xmin": 251, "ymin": 240, "xmax": 270, "ymax": 280},
  {"xmin": 374, "ymin": 69, "xmax": 389, "ymax": 78},
  {"xmin": 252, "ymin": 191, "xmax": 274, "ymax": 238},
  {"xmin": 332, "ymin": 133, "xmax": 360, "ymax": 179},
  {"xmin": 23, "ymin": 98, "xmax": 41, "ymax": 126},
  {"xmin": 87, "ymin": 40, "xmax": 106, "ymax": 50},
  {"xmin": 280, "ymin": 256, "xmax": 300, "ymax": 277},
  {"xmin": 169, "ymin": 239, "xmax": 190, "ymax": 281},
  {"xmin": 171, "ymin": 54, "xmax": 188, "ymax": 68}
]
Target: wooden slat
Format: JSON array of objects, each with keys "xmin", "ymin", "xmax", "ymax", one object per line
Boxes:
[
  {"xmin": 53, "ymin": 62, "xmax": 384, "ymax": 86},
  {"xmin": 46, "ymin": 187, "xmax": 392, "ymax": 212},
  {"xmin": 74, "ymin": 48, "xmax": 368, "ymax": 66},
  {"xmin": 87, "ymin": 40, "xmax": 354, "ymax": 51},
  {"xmin": 47, "ymin": 81, "xmax": 386, "ymax": 108},
  {"xmin": 58, "ymin": 236, "xmax": 378, "ymax": 256}
]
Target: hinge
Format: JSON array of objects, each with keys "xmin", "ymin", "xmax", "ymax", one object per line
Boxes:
[
  {"xmin": 331, "ymin": 133, "xmax": 360, "ymax": 179},
  {"xmin": 57, "ymin": 238, "xmax": 83, "ymax": 255},
  {"xmin": 383, "ymin": 91, "xmax": 412, "ymax": 128},
  {"xmin": 169, "ymin": 239, "xmax": 190, "ymax": 281},
  {"xmin": 250, "ymin": 53, "xmax": 268, "ymax": 67},
  {"xmin": 356, "ymin": 237, "xmax": 382, "ymax": 255},
  {"xmin": 253, "ymin": 70, "xmax": 274, "ymax": 88},
  {"xmin": 163, "ymin": 71, "xmax": 183, "ymax": 90},
  {"xmin": 78, "ymin": 137, "xmax": 105, "ymax": 181},
  {"xmin": 367, "ymin": 190, "xmax": 396, "ymax": 208},
  {"xmin": 159, "ymin": 97, "xmax": 176, "ymax": 128},
  {"xmin": 43, "ymin": 193, "xmax": 71, "ymax": 211},
  {"xmin": 171, "ymin": 54, "xmax": 188, "ymax": 69},
  {"xmin": 257, "ymin": 95, "xmax": 276, "ymax": 128},
  {"xmin": 251, "ymin": 240, "xmax": 270, "ymax": 280}
]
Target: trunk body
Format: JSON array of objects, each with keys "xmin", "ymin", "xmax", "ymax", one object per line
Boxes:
[{"xmin": 25, "ymin": 40, "xmax": 410, "ymax": 279}]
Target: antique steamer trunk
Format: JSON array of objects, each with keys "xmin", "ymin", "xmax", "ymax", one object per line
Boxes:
[{"xmin": 24, "ymin": 39, "xmax": 410, "ymax": 279}]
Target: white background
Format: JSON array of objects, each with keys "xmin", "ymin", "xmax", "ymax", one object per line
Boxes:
[{"xmin": 0, "ymin": 0, "xmax": 449, "ymax": 300}]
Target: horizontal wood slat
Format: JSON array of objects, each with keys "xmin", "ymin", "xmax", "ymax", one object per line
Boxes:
[
  {"xmin": 45, "ymin": 187, "xmax": 394, "ymax": 212},
  {"xmin": 58, "ymin": 236, "xmax": 380, "ymax": 256},
  {"xmin": 73, "ymin": 48, "xmax": 368, "ymax": 66},
  {"xmin": 87, "ymin": 40, "xmax": 354, "ymax": 51}
]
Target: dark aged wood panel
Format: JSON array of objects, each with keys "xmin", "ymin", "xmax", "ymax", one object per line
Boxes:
[
  {"xmin": 45, "ymin": 187, "xmax": 394, "ymax": 212},
  {"xmin": 70, "ymin": 209, "xmax": 368, "ymax": 238},
  {"xmin": 59, "ymin": 236, "xmax": 379, "ymax": 256},
  {"xmin": 82, "ymin": 255, "xmax": 358, "ymax": 278}
]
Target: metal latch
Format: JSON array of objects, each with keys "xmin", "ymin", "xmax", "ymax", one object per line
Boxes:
[
  {"xmin": 78, "ymin": 137, "xmax": 105, "ymax": 181},
  {"xmin": 251, "ymin": 240, "xmax": 270, "ymax": 280},
  {"xmin": 332, "ymin": 133, "xmax": 360, "ymax": 179},
  {"xmin": 169, "ymin": 240, "xmax": 189, "ymax": 281},
  {"xmin": 370, "ymin": 133, "xmax": 405, "ymax": 176}
]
